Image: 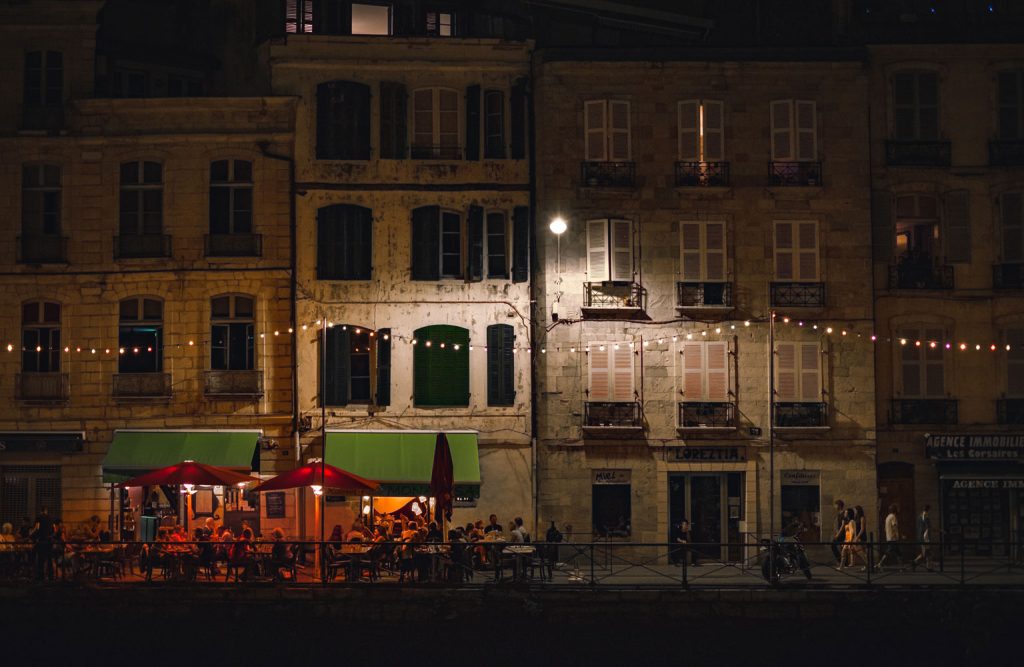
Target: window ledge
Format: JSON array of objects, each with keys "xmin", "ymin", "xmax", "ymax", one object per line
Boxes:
[
  {"xmin": 676, "ymin": 305, "xmax": 734, "ymax": 315},
  {"xmin": 582, "ymin": 425, "xmax": 645, "ymax": 439},
  {"xmin": 114, "ymin": 395, "xmax": 172, "ymax": 404},
  {"xmin": 774, "ymin": 426, "xmax": 831, "ymax": 434},
  {"xmin": 676, "ymin": 426, "xmax": 738, "ymax": 434},
  {"xmin": 674, "ymin": 185, "xmax": 733, "ymax": 197},
  {"xmin": 577, "ymin": 186, "xmax": 639, "ymax": 199},
  {"xmin": 765, "ymin": 185, "xmax": 823, "ymax": 199}
]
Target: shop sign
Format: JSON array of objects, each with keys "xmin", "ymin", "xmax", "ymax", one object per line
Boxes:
[
  {"xmin": 265, "ymin": 491, "xmax": 286, "ymax": 519},
  {"xmin": 0, "ymin": 432, "xmax": 83, "ymax": 454},
  {"xmin": 669, "ymin": 446, "xmax": 746, "ymax": 462},
  {"xmin": 592, "ymin": 469, "xmax": 631, "ymax": 485},
  {"xmin": 925, "ymin": 434, "xmax": 1024, "ymax": 460},
  {"xmin": 781, "ymin": 470, "xmax": 820, "ymax": 486},
  {"xmin": 950, "ymin": 479, "xmax": 1024, "ymax": 490}
]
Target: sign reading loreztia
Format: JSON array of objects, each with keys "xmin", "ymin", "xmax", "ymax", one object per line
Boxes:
[{"xmin": 925, "ymin": 433, "xmax": 1024, "ymax": 460}]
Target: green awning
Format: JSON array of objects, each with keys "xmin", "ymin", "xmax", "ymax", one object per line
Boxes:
[
  {"xmin": 325, "ymin": 430, "xmax": 481, "ymax": 498},
  {"xmin": 102, "ymin": 430, "xmax": 261, "ymax": 483}
]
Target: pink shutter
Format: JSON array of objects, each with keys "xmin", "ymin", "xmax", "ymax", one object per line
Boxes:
[
  {"xmin": 585, "ymin": 100, "xmax": 607, "ymax": 161},
  {"xmin": 799, "ymin": 343, "xmax": 821, "ymax": 401},
  {"xmin": 776, "ymin": 343, "xmax": 797, "ymax": 401},
  {"xmin": 680, "ymin": 222, "xmax": 702, "ymax": 280},
  {"xmin": 608, "ymin": 100, "xmax": 631, "ymax": 161},
  {"xmin": 587, "ymin": 219, "xmax": 609, "ymax": 282},
  {"xmin": 703, "ymin": 100, "xmax": 724, "ymax": 162},
  {"xmin": 589, "ymin": 346, "xmax": 610, "ymax": 401},
  {"xmin": 795, "ymin": 100, "xmax": 817, "ymax": 160},
  {"xmin": 705, "ymin": 222, "xmax": 726, "ymax": 281},
  {"xmin": 611, "ymin": 345, "xmax": 634, "ymax": 402},
  {"xmin": 678, "ymin": 100, "xmax": 699, "ymax": 161},
  {"xmin": 609, "ymin": 219, "xmax": 633, "ymax": 282},
  {"xmin": 682, "ymin": 342, "xmax": 704, "ymax": 400},
  {"xmin": 770, "ymin": 100, "xmax": 793, "ymax": 161},
  {"xmin": 774, "ymin": 222, "xmax": 794, "ymax": 280},
  {"xmin": 797, "ymin": 222, "xmax": 819, "ymax": 280},
  {"xmin": 706, "ymin": 342, "xmax": 729, "ymax": 402}
]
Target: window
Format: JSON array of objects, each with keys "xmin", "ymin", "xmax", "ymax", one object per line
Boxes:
[
  {"xmin": 22, "ymin": 302, "xmax": 60, "ymax": 373},
  {"xmin": 379, "ymin": 81, "xmax": 407, "ymax": 159},
  {"xmin": 411, "ymin": 206, "xmax": 462, "ymax": 280},
  {"xmin": 412, "ymin": 88, "xmax": 460, "ymax": 159},
  {"xmin": 586, "ymin": 219, "xmax": 633, "ymax": 283},
  {"xmin": 426, "ymin": 10, "xmax": 455, "ymax": 36},
  {"xmin": 775, "ymin": 342, "xmax": 821, "ymax": 402},
  {"xmin": 413, "ymin": 325, "xmax": 469, "ymax": 406},
  {"xmin": 892, "ymin": 72, "xmax": 939, "ymax": 140},
  {"xmin": 898, "ymin": 328, "xmax": 944, "ymax": 398},
  {"xmin": 770, "ymin": 100, "xmax": 817, "ymax": 161},
  {"xmin": 774, "ymin": 221, "xmax": 819, "ymax": 281},
  {"xmin": 0, "ymin": 466, "xmax": 61, "ymax": 529},
  {"xmin": 120, "ymin": 161, "xmax": 163, "ymax": 236},
  {"xmin": 317, "ymin": 81, "xmax": 371, "ymax": 160},
  {"xmin": 681, "ymin": 342, "xmax": 729, "ymax": 402},
  {"xmin": 119, "ymin": 298, "xmax": 163, "ymax": 373},
  {"xmin": 351, "ymin": 3, "xmax": 391, "ymax": 35},
  {"xmin": 23, "ymin": 51, "xmax": 62, "ymax": 108},
  {"xmin": 324, "ymin": 325, "xmax": 375, "ymax": 406},
  {"xmin": 166, "ymin": 75, "xmax": 203, "ymax": 97},
  {"xmin": 486, "ymin": 212, "xmax": 508, "ymax": 279},
  {"xmin": 22, "ymin": 164, "xmax": 61, "ymax": 236},
  {"xmin": 680, "ymin": 221, "xmax": 726, "ymax": 282},
  {"xmin": 209, "ymin": 160, "xmax": 252, "ymax": 235},
  {"xmin": 895, "ymin": 194, "xmax": 939, "ymax": 262},
  {"xmin": 588, "ymin": 343, "xmax": 634, "ymax": 402},
  {"xmin": 1007, "ymin": 328, "xmax": 1024, "ymax": 397},
  {"xmin": 484, "ymin": 90, "xmax": 505, "ymax": 159},
  {"xmin": 584, "ymin": 100, "xmax": 631, "ymax": 161},
  {"xmin": 999, "ymin": 71, "xmax": 1024, "ymax": 140},
  {"xmin": 317, "ymin": 204, "xmax": 372, "ymax": 280},
  {"xmin": 210, "ymin": 295, "xmax": 254, "ymax": 371},
  {"xmin": 678, "ymin": 100, "xmax": 724, "ymax": 161},
  {"xmin": 592, "ymin": 472, "xmax": 631, "ymax": 538},
  {"xmin": 1002, "ymin": 193, "xmax": 1024, "ymax": 262},
  {"xmin": 110, "ymin": 69, "xmax": 149, "ymax": 98},
  {"xmin": 486, "ymin": 324, "xmax": 515, "ymax": 406},
  {"xmin": 441, "ymin": 211, "xmax": 461, "ymax": 277}
]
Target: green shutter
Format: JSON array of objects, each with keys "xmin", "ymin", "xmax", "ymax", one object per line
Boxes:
[
  {"xmin": 510, "ymin": 78, "xmax": 527, "ymax": 160},
  {"xmin": 512, "ymin": 205, "xmax": 530, "ymax": 283},
  {"xmin": 465, "ymin": 84, "xmax": 481, "ymax": 161},
  {"xmin": 467, "ymin": 205, "xmax": 484, "ymax": 281},
  {"xmin": 317, "ymin": 205, "xmax": 340, "ymax": 279},
  {"xmin": 347, "ymin": 205, "xmax": 372, "ymax": 279},
  {"xmin": 487, "ymin": 324, "xmax": 515, "ymax": 406},
  {"xmin": 414, "ymin": 325, "xmax": 469, "ymax": 406},
  {"xmin": 324, "ymin": 327, "xmax": 350, "ymax": 406},
  {"xmin": 375, "ymin": 328, "xmax": 391, "ymax": 407},
  {"xmin": 315, "ymin": 82, "xmax": 336, "ymax": 159},
  {"xmin": 380, "ymin": 81, "xmax": 407, "ymax": 159},
  {"xmin": 411, "ymin": 206, "xmax": 440, "ymax": 280}
]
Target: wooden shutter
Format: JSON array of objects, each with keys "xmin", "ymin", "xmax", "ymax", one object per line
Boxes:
[
  {"xmin": 350, "ymin": 81, "xmax": 371, "ymax": 159},
  {"xmin": 795, "ymin": 100, "xmax": 816, "ymax": 161},
  {"xmin": 706, "ymin": 341, "xmax": 728, "ymax": 402},
  {"xmin": 703, "ymin": 100, "xmax": 724, "ymax": 162},
  {"xmin": 609, "ymin": 219, "xmax": 633, "ymax": 282},
  {"xmin": 799, "ymin": 342, "xmax": 821, "ymax": 401},
  {"xmin": 775, "ymin": 342, "xmax": 798, "ymax": 401},
  {"xmin": 584, "ymin": 100, "xmax": 607, "ymax": 161},
  {"xmin": 680, "ymin": 222, "xmax": 702, "ymax": 280},
  {"xmin": 588, "ymin": 346, "xmax": 610, "ymax": 401},
  {"xmin": 944, "ymin": 189, "xmax": 971, "ymax": 263},
  {"xmin": 467, "ymin": 205, "xmax": 484, "ymax": 281},
  {"xmin": 350, "ymin": 205, "xmax": 372, "ymax": 279},
  {"xmin": 512, "ymin": 205, "xmax": 529, "ymax": 283},
  {"xmin": 414, "ymin": 325, "xmax": 469, "ymax": 406},
  {"xmin": 1007, "ymin": 328, "xmax": 1024, "ymax": 397},
  {"xmin": 465, "ymin": 84, "xmax": 481, "ymax": 161},
  {"xmin": 871, "ymin": 190, "xmax": 894, "ymax": 263},
  {"xmin": 316, "ymin": 205, "xmax": 339, "ymax": 279},
  {"xmin": 487, "ymin": 324, "xmax": 515, "ymax": 406},
  {"xmin": 375, "ymin": 328, "xmax": 391, "ymax": 407},
  {"xmin": 608, "ymin": 100, "xmax": 631, "ymax": 161},
  {"xmin": 677, "ymin": 100, "xmax": 699, "ymax": 161},
  {"xmin": 774, "ymin": 221, "xmax": 794, "ymax": 280},
  {"xmin": 379, "ymin": 81, "xmax": 407, "ymax": 159},
  {"xmin": 510, "ymin": 78, "xmax": 527, "ymax": 159},
  {"xmin": 682, "ymin": 342, "xmax": 704, "ymax": 400},
  {"xmin": 411, "ymin": 206, "xmax": 440, "ymax": 280},
  {"xmin": 770, "ymin": 100, "xmax": 793, "ymax": 161},
  {"xmin": 316, "ymin": 82, "xmax": 338, "ymax": 159},
  {"xmin": 797, "ymin": 222, "xmax": 819, "ymax": 281},
  {"xmin": 324, "ymin": 327, "xmax": 350, "ymax": 406},
  {"xmin": 705, "ymin": 221, "xmax": 726, "ymax": 281},
  {"xmin": 313, "ymin": 0, "xmax": 352, "ymax": 34},
  {"xmin": 587, "ymin": 219, "xmax": 610, "ymax": 282},
  {"xmin": 1002, "ymin": 193, "xmax": 1024, "ymax": 262},
  {"xmin": 611, "ymin": 345, "xmax": 634, "ymax": 402}
]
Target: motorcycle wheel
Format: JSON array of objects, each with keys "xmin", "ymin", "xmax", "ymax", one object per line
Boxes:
[
  {"xmin": 761, "ymin": 556, "xmax": 781, "ymax": 584},
  {"xmin": 802, "ymin": 567, "xmax": 812, "ymax": 580}
]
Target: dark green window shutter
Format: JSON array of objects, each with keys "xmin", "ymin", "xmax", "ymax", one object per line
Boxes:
[
  {"xmin": 465, "ymin": 84, "xmax": 481, "ymax": 161},
  {"xmin": 487, "ymin": 324, "xmax": 515, "ymax": 406},
  {"xmin": 944, "ymin": 189, "xmax": 971, "ymax": 264},
  {"xmin": 316, "ymin": 81, "xmax": 370, "ymax": 159},
  {"xmin": 324, "ymin": 327, "xmax": 350, "ymax": 406},
  {"xmin": 380, "ymin": 81, "xmax": 407, "ymax": 159},
  {"xmin": 512, "ymin": 205, "xmax": 529, "ymax": 283},
  {"xmin": 510, "ymin": 78, "xmax": 527, "ymax": 159},
  {"xmin": 348, "ymin": 205, "xmax": 372, "ymax": 279},
  {"xmin": 375, "ymin": 328, "xmax": 391, "ymax": 407},
  {"xmin": 316, "ymin": 82, "xmax": 339, "ymax": 158},
  {"xmin": 870, "ymin": 190, "xmax": 893, "ymax": 263},
  {"xmin": 411, "ymin": 206, "xmax": 440, "ymax": 280},
  {"xmin": 317, "ymin": 205, "xmax": 339, "ymax": 279},
  {"xmin": 413, "ymin": 325, "xmax": 469, "ymax": 406},
  {"xmin": 467, "ymin": 205, "xmax": 484, "ymax": 282},
  {"xmin": 318, "ymin": 204, "xmax": 372, "ymax": 279}
]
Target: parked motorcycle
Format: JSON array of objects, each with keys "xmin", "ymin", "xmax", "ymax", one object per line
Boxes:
[{"xmin": 760, "ymin": 535, "xmax": 813, "ymax": 584}]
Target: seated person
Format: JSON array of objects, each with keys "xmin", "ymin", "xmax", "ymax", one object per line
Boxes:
[
  {"xmin": 228, "ymin": 528, "xmax": 256, "ymax": 580},
  {"xmin": 81, "ymin": 515, "xmax": 102, "ymax": 542},
  {"xmin": 269, "ymin": 528, "xmax": 291, "ymax": 568}
]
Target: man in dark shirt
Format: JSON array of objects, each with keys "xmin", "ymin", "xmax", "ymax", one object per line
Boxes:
[
  {"xmin": 31, "ymin": 507, "xmax": 55, "ymax": 581},
  {"xmin": 484, "ymin": 514, "xmax": 502, "ymax": 534}
]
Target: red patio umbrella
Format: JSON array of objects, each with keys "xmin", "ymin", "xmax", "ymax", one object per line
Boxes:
[
  {"xmin": 119, "ymin": 461, "xmax": 256, "ymax": 488},
  {"xmin": 430, "ymin": 432, "xmax": 454, "ymax": 523},
  {"xmin": 254, "ymin": 462, "xmax": 379, "ymax": 493}
]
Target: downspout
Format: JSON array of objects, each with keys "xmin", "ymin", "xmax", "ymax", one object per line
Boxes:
[{"xmin": 528, "ymin": 48, "xmax": 540, "ymax": 537}]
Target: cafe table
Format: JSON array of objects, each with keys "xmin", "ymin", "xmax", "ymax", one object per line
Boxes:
[{"xmin": 501, "ymin": 544, "xmax": 537, "ymax": 581}]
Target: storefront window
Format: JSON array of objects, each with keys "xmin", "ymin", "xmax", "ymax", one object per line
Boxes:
[
  {"xmin": 592, "ymin": 470, "xmax": 631, "ymax": 537},
  {"xmin": 780, "ymin": 470, "xmax": 821, "ymax": 543}
]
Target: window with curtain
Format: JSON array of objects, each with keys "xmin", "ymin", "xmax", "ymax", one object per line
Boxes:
[
  {"xmin": 413, "ymin": 325, "xmax": 469, "ymax": 406},
  {"xmin": 210, "ymin": 295, "xmax": 255, "ymax": 371}
]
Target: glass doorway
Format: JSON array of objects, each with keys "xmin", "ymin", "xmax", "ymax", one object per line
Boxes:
[{"xmin": 669, "ymin": 472, "xmax": 744, "ymax": 562}]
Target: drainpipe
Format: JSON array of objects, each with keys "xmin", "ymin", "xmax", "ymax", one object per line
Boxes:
[{"xmin": 528, "ymin": 49, "xmax": 540, "ymax": 537}]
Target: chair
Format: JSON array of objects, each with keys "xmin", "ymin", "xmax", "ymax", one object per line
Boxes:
[
  {"xmin": 95, "ymin": 547, "xmax": 125, "ymax": 580},
  {"xmin": 529, "ymin": 544, "xmax": 554, "ymax": 582},
  {"xmin": 272, "ymin": 545, "xmax": 299, "ymax": 582}
]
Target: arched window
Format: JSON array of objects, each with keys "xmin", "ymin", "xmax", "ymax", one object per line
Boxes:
[
  {"xmin": 317, "ymin": 204, "xmax": 372, "ymax": 280},
  {"xmin": 413, "ymin": 325, "xmax": 469, "ymax": 406},
  {"xmin": 211, "ymin": 295, "xmax": 254, "ymax": 371}
]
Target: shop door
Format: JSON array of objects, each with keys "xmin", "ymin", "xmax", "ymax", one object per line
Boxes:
[
  {"xmin": 877, "ymin": 462, "xmax": 915, "ymax": 545},
  {"xmin": 691, "ymin": 475, "xmax": 724, "ymax": 561}
]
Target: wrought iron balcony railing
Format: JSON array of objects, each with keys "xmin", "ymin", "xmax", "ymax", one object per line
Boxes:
[
  {"xmin": 584, "ymin": 401, "xmax": 642, "ymax": 429},
  {"xmin": 17, "ymin": 235, "xmax": 67, "ymax": 264},
  {"xmin": 770, "ymin": 282, "xmax": 825, "ymax": 308},
  {"xmin": 885, "ymin": 140, "xmax": 951, "ymax": 166},
  {"xmin": 114, "ymin": 234, "xmax": 171, "ymax": 259},
  {"xmin": 205, "ymin": 233, "xmax": 262, "ymax": 258},
  {"xmin": 203, "ymin": 370, "xmax": 264, "ymax": 397},
  {"xmin": 16, "ymin": 372, "xmax": 69, "ymax": 401},
  {"xmin": 993, "ymin": 263, "xmax": 1024, "ymax": 289},
  {"xmin": 774, "ymin": 402, "xmax": 827, "ymax": 428},
  {"xmin": 581, "ymin": 161, "xmax": 636, "ymax": 188},
  {"xmin": 891, "ymin": 399, "xmax": 958, "ymax": 425},
  {"xmin": 675, "ymin": 161, "xmax": 730, "ymax": 187},
  {"xmin": 676, "ymin": 281, "xmax": 732, "ymax": 308},
  {"xmin": 989, "ymin": 140, "xmax": 1024, "ymax": 167},
  {"xmin": 410, "ymin": 144, "xmax": 463, "ymax": 160},
  {"xmin": 113, "ymin": 372, "xmax": 172, "ymax": 399},
  {"xmin": 997, "ymin": 398, "xmax": 1024, "ymax": 425},
  {"xmin": 768, "ymin": 161, "xmax": 822, "ymax": 186},
  {"xmin": 583, "ymin": 281, "xmax": 644, "ymax": 313},
  {"xmin": 678, "ymin": 401, "xmax": 736, "ymax": 429},
  {"xmin": 888, "ymin": 263, "xmax": 954, "ymax": 290}
]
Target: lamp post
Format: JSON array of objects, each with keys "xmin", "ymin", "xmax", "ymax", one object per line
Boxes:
[
  {"xmin": 320, "ymin": 316, "xmax": 328, "ymax": 582},
  {"xmin": 549, "ymin": 215, "xmax": 567, "ymax": 274}
]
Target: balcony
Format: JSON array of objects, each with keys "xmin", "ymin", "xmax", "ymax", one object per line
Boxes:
[
  {"xmin": 410, "ymin": 145, "xmax": 462, "ymax": 160},
  {"xmin": 675, "ymin": 161, "xmax": 729, "ymax": 187},
  {"xmin": 21, "ymin": 105, "xmax": 64, "ymax": 132},
  {"xmin": 768, "ymin": 161, "xmax": 822, "ymax": 187},
  {"xmin": 583, "ymin": 281, "xmax": 645, "ymax": 318},
  {"xmin": 580, "ymin": 161, "xmax": 636, "ymax": 188},
  {"xmin": 769, "ymin": 282, "xmax": 825, "ymax": 309},
  {"xmin": 583, "ymin": 401, "xmax": 643, "ymax": 435},
  {"xmin": 993, "ymin": 263, "xmax": 1024, "ymax": 289},
  {"xmin": 114, "ymin": 234, "xmax": 171, "ymax": 259},
  {"xmin": 997, "ymin": 399, "xmax": 1024, "ymax": 425},
  {"xmin": 678, "ymin": 402, "xmax": 736, "ymax": 429},
  {"xmin": 16, "ymin": 373, "xmax": 68, "ymax": 402},
  {"xmin": 205, "ymin": 233, "xmax": 262, "ymax": 258},
  {"xmin": 774, "ymin": 402, "xmax": 827, "ymax": 428},
  {"xmin": 676, "ymin": 282, "xmax": 732, "ymax": 310},
  {"xmin": 989, "ymin": 140, "xmax": 1024, "ymax": 167},
  {"xmin": 891, "ymin": 399, "xmax": 958, "ymax": 426},
  {"xmin": 888, "ymin": 262, "xmax": 954, "ymax": 290},
  {"xmin": 17, "ymin": 235, "xmax": 67, "ymax": 264},
  {"xmin": 203, "ymin": 370, "xmax": 264, "ymax": 398},
  {"xmin": 885, "ymin": 140, "xmax": 951, "ymax": 167},
  {"xmin": 113, "ymin": 373, "xmax": 171, "ymax": 399}
]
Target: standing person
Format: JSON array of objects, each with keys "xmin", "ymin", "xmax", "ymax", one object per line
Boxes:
[
  {"xmin": 30, "ymin": 507, "xmax": 55, "ymax": 581},
  {"xmin": 877, "ymin": 504, "xmax": 903, "ymax": 571},
  {"xmin": 854, "ymin": 506, "xmax": 869, "ymax": 572},
  {"xmin": 830, "ymin": 500, "xmax": 846, "ymax": 565},
  {"xmin": 674, "ymin": 517, "xmax": 699, "ymax": 567},
  {"xmin": 913, "ymin": 505, "xmax": 933, "ymax": 571}
]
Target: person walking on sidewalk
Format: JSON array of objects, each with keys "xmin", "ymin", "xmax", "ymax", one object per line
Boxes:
[
  {"xmin": 877, "ymin": 504, "xmax": 904, "ymax": 571},
  {"xmin": 830, "ymin": 500, "xmax": 846, "ymax": 565},
  {"xmin": 913, "ymin": 505, "xmax": 934, "ymax": 571}
]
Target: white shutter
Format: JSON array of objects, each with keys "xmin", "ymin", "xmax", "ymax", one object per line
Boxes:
[
  {"xmin": 770, "ymin": 100, "xmax": 794, "ymax": 161},
  {"xmin": 682, "ymin": 341, "xmax": 704, "ymax": 400},
  {"xmin": 588, "ymin": 345, "xmax": 610, "ymax": 401},
  {"xmin": 678, "ymin": 100, "xmax": 700, "ymax": 161},
  {"xmin": 706, "ymin": 341, "xmax": 729, "ymax": 402},
  {"xmin": 680, "ymin": 222, "xmax": 703, "ymax": 280},
  {"xmin": 923, "ymin": 327, "xmax": 945, "ymax": 398},
  {"xmin": 609, "ymin": 219, "xmax": 633, "ymax": 282},
  {"xmin": 774, "ymin": 221, "xmax": 795, "ymax": 280},
  {"xmin": 611, "ymin": 344, "xmax": 634, "ymax": 402},
  {"xmin": 776, "ymin": 342, "xmax": 798, "ymax": 401},
  {"xmin": 705, "ymin": 221, "xmax": 726, "ymax": 281},
  {"xmin": 797, "ymin": 221, "xmax": 819, "ymax": 281},
  {"xmin": 1002, "ymin": 193, "xmax": 1024, "ymax": 262},
  {"xmin": 608, "ymin": 100, "xmax": 631, "ymax": 161},
  {"xmin": 795, "ymin": 100, "xmax": 817, "ymax": 161},
  {"xmin": 799, "ymin": 343, "xmax": 821, "ymax": 401},
  {"xmin": 586, "ymin": 219, "xmax": 609, "ymax": 282},
  {"xmin": 703, "ymin": 100, "xmax": 724, "ymax": 162},
  {"xmin": 584, "ymin": 100, "xmax": 607, "ymax": 161},
  {"xmin": 1007, "ymin": 328, "xmax": 1024, "ymax": 397}
]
